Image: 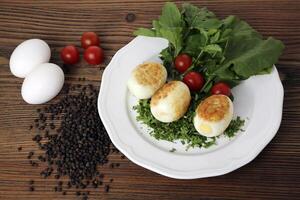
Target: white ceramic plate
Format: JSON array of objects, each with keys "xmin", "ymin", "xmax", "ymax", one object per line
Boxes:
[{"xmin": 98, "ymin": 36, "xmax": 284, "ymax": 179}]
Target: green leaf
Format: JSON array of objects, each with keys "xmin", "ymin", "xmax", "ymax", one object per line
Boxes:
[
  {"xmin": 182, "ymin": 3, "xmax": 215, "ymax": 28},
  {"xmin": 133, "ymin": 28, "xmax": 155, "ymax": 37},
  {"xmin": 202, "ymin": 44, "xmax": 222, "ymax": 54},
  {"xmin": 159, "ymin": 2, "xmax": 182, "ymax": 28},
  {"xmin": 210, "ymin": 31, "xmax": 220, "ymax": 43},
  {"xmin": 205, "ymin": 59, "xmax": 217, "ymax": 74},
  {"xmin": 160, "ymin": 27, "xmax": 183, "ymax": 55},
  {"xmin": 184, "ymin": 33, "xmax": 207, "ymax": 56},
  {"xmin": 182, "ymin": 3, "xmax": 221, "ymax": 31},
  {"xmin": 215, "ymin": 68, "xmax": 241, "ymax": 86},
  {"xmin": 223, "ymin": 36, "xmax": 284, "ymax": 78},
  {"xmin": 195, "ymin": 18, "xmax": 222, "ymax": 30},
  {"xmin": 257, "ymin": 66, "xmax": 273, "ymax": 75},
  {"xmin": 152, "ymin": 20, "xmax": 162, "ymax": 37},
  {"xmin": 223, "ymin": 15, "xmax": 261, "ymax": 38}
]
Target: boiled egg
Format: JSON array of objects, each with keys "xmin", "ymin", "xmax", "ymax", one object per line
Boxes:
[
  {"xmin": 150, "ymin": 81, "xmax": 191, "ymax": 123},
  {"xmin": 194, "ymin": 95, "xmax": 233, "ymax": 137},
  {"xmin": 21, "ymin": 63, "xmax": 64, "ymax": 104},
  {"xmin": 127, "ymin": 62, "xmax": 167, "ymax": 99},
  {"xmin": 10, "ymin": 39, "xmax": 51, "ymax": 78}
]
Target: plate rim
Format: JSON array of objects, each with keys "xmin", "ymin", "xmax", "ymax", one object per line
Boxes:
[{"xmin": 98, "ymin": 36, "xmax": 284, "ymax": 179}]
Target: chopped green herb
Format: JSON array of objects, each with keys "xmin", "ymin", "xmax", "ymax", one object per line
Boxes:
[
  {"xmin": 224, "ymin": 116, "xmax": 245, "ymax": 138},
  {"xmin": 134, "ymin": 99, "xmax": 244, "ymax": 149},
  {"xmin": 169, "ymin": 148, "xmax": 176, "ymax": 152}
]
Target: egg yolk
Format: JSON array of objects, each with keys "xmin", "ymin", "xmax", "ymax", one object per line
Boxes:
[{"xmin": 199, "ymin": 123, "xmax": 212, "ymax": 134}]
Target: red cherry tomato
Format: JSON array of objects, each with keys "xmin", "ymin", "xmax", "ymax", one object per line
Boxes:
[
  {"xmin": 174, "ymin": 54, "xmax": 192, "ymax": 73},
  {"xmin": 81, "ymin": 32, "xmax": 100, "ymax": 49},
  {"xmin": 84, "ymin": 46, "xmax": 104, "ymax": 65},
  {"xmin": 211, "ymin": 82, "xmax": 231, "ymax": 96},
  {"xmin": 183, "ymin": 71, "xmax": 205, "ymax": 92},
  {"xmin": 60, "ymin": 45, "xmax": 80, "ymax": 65}
]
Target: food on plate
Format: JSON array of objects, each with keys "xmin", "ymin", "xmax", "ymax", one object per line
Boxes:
[
  {"xmin": 211, "ymin": 82, "xmax": 231, "ymax": 96},
  {"xmin": 183, "ymin": 71, "xmax": 205, "ymax": 92},
  {"xmin": 150, "ymin": 81, "xmax": 191, "ymax": 123},
  {"xmin": 194, "ymin": 95, "xmax": 233, "ymax": 137},
  {"xmin": 21, "ymin": 63, "xmax": 64, "ymax": 104},
  {"xmin": 132, "ymin": 2, "xmax": 284, "ymax": 149},
  {"xmin": 81, "ymin": 32, "xmax": 100, "ymax": 49},
  {"xmin": 84, "ymin": 46, "xmax": 104, "ymax": 65},
  {"xmin": 127, "ymin": 62, "xmax": 167, "ymax": 99},
  {"xmin": 60, "ymin": 45, "xmax": 80, "ymax": 65},
  {"xmin": 174, "ymin": 54, "xmax": 192, "ymax": 73},
  {"xmin": 10, "ymin": 39, "xmax": 51, "ymax": 78}
]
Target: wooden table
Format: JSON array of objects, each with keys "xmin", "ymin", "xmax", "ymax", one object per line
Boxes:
[{"xmin": 0, "ymin": 0, "xmax": 299, "ymax": 199}]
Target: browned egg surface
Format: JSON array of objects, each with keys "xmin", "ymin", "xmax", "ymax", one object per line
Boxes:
[
  {"xmin": 197, "ymin": 95, "xmax": 230, "ymax": 121},
  {"xmin": 134, "ymin": 62, "xmax": 164, "ymax": 86},
  {"xmin": 150, "ymin": 81, "xmax": 177, "ymax": 106}
]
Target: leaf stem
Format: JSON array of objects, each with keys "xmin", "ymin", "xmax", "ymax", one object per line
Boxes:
[
  {"xmin": 194, "ymin": 49, "xmax": 204, "ymax": 65},
  {"xmin": 200, "ymin": 75, "xmax": 215, "ymax": 93}
]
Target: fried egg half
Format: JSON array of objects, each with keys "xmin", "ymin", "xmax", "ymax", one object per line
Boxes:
[
  {"xmin": 194, "ymin": 95, "xmax": 233, "ymax": 137},
  {"xmin": 150, "ymin": 81, "xmax": 191, "ymax": 123},
  {"xmin": 127, "ymin": 62, "xmax": 167, "ymax": 99}
]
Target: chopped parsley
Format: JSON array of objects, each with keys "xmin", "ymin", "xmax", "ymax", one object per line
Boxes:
[
  {"xmin": 224, "ymin": 116, "xmax": 245, "ymax": 138},
  {"xmin": 134, "ymin": 99, "xmax": 245, "ymax": 150}
]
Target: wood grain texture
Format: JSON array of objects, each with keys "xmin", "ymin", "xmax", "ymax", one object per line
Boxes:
[{"xmin": 0, "ymin": 0, "xmax": 300, "ymax": 199}]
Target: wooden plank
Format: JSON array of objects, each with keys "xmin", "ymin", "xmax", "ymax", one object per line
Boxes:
[{"xmin": 0, "ymin": 1, "xmax": 299, "ymax": 199}]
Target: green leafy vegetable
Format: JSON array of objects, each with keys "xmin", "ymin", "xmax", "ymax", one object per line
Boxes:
[
  {"xmin": 182, "ymin": 3, "xmax": 217, "ymax": 29},
  {"xmin": 134, "ymin": 2, "xmax": 284, "ymax": 87},
  {"xmin": 224, "ymin": 117, "xmax": 245, "ymax": 138},
  {"xmin": 134, "ymin": 100, "xmax": 246, "ymax": 149},
  {"xmin": 133, "ymin": 2, "xmax": 284, "ymax": 149}
]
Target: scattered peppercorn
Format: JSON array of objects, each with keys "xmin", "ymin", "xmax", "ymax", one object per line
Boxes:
[
  {"xmin": 28, "ymin": 151, "xmax": 34, "ymax": 157},
  {"xmin": 24, "ymin": 84, "xmax": 114, "ymax": 199},
  {"xmin": 17, "ymin": 146, "xmax": 22, "ymax": 151},
  {"xmin": 125, "ymin": 13, "xmax": 136, "ymax": 22},
  {"xmin": 104, "ymin": 185, "xmax": 110, "ymax": 192}
]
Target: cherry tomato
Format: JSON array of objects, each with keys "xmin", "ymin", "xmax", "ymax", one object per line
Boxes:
[
  {"xmin": 174, "ymin": 54, "xmax": 192, "ymax": 73},
  {"xmin": 60, "ymin": 45, "xmax": 80, "ymax": 65},
  {"xmin": 211, "ymin": 82, "xmax": 231, "ymax": 96},
  {"xmin": 84, "ymin": 46, "xmax": 104, "ymax": 65},
  {"xmin": 81, "ymin": 32, "xmax": 100, "ymax": 49},
  {"xmin": 183, "ymin": 71, "xmax": 205, "ymax": 92}
]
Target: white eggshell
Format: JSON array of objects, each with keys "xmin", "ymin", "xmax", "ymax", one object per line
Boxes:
[
  {"xmin": 10, "ymin": 39, "xmax": 51, "ymax": 78},
  {"xmin": 21, "ymin": 63, "xmax": 64, "ymax": 104}
]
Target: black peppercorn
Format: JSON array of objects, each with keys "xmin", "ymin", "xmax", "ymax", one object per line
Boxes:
[
  {"xmin": 125, "ymin": 13, "xmax": 136, "ymax": 22},
  {"xmin": 104, "ymin": 185, "xmax": 109, "ymax": 192},
  {"xmin": 29, "ymin": 186, "xmax": 34, "ymax": 191},
  {"xmin": 27, "ymin": 84, "xmax": 114, "ymax": 199}
]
